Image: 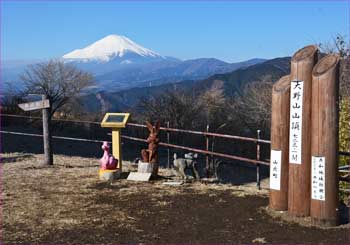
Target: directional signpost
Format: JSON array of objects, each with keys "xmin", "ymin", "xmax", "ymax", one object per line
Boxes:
[
  {"xmin": 18, "ymin": 95, "xmax": 52, "ymax": 165},
  {"xmin": 18, "ymin": 99, "xmax": 50, "ymax": 111}
]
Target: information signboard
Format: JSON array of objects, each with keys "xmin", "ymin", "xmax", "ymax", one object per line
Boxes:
[
  {"xmin": 289, "ymin": 80, "xmax": 304, "ymax": 164},
  {"xmin": 270, "ymin": 150, "xmax": 282, "ymax": 190},
  {"xmin": 311, "ymin": 156, "xmax": 326, "ymax": 201},
  {"xmin": 18, "ymin": 99, "xmax": 50, "ymax": 111},
  {"xmin": 101, "ymin": 113, "xmax": 130, "ymax": 128}
]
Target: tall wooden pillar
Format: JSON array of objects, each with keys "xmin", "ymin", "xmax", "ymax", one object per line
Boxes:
[
  {"xmin": 270, "ymin": 75, "xmax": 291, "ymax": 211},
  {"xmin": 310, "ymin": 54, "xmax": 340, "ymax": 226},
  {"xmin": 288, "ymin": 45, "xmax": 318, "ymax": 216}
]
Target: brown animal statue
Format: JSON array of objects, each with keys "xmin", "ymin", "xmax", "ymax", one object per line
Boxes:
[{"xmin": 141, "ymin": 121, "xmax": 160, "ymax": 176}]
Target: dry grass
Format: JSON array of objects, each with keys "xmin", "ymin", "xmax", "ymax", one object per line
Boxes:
[
  {"xmin": 1, "ymin": 152, "xmax": 267, "ymax": 243},
  {"xmin": 2, "ymin": 153, "xmax": 116, "ymax": 242},
  {"xmin": 2, "ymin": 152, "xmax": 349, "ymax": 244}
]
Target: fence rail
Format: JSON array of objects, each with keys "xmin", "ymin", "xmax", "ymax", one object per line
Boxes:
[
  {"xmin": 2, "ymin": 113, "xmax": 349, "ymax": 191},
  {"xmin": 1, "ymin": 130, "xmax": 111, "ymax": 144},
  {"xmin": 127, "ymin": 122, "xmax": 271, "ymax": 144},
  {"xmin": 120, "ymin": 134, "xmax": 269, "ymax": 165}
]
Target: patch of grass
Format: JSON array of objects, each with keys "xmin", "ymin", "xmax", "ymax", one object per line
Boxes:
[{"xmin": 2, "ymin": 152, "xmax": 349, "ymax": 244}]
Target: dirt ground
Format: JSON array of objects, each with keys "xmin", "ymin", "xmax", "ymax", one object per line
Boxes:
[{"xmin": 1, "ymin": 152, "xmax": 349, "ymax": 244}]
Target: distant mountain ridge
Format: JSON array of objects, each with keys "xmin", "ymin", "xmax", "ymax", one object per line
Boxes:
[
  {"xmin": 2, "ymin": 34, "xmax": 266, "ymax": 92},
  {"xmin": 94, "ymin": 57, "xmax": 265, "ymax": 91},
  {"xmin": 61, "ymin": 34, "xmax": 266, "ymax": 91},
  {"xmin": 80, "ymin": 56, "xmax": 291, "ymax": 113}
]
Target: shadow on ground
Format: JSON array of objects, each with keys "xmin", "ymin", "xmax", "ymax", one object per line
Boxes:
[{"xmin": 1, "ymin": 153, "xmax": 34, "ymax": 163}]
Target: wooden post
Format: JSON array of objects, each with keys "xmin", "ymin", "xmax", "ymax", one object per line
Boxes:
[
  {"xmin": 256, "ymin": 129, "xmax": 261, "ymax": 190},
  {"xmin": 288, "ymin": 45, "xmax": 318, "ymax": 216},
  {"xmin": 167, "ymin": 121, "xmax": 170, "ymax": 169},
  {"xmin": 310, "ymin": 54, "xmax": 340, "ymax": 226},
  {"xmin": 112, "ymin": 129, "xmax": 122, "ymax": 170},
  {"xmin": 42, "ymin": 94, "xmax": 53, "ymax": 165},
  {"xmin": 269, "ymin": 75, "xmax": 291, "ymax": 211},
  {"xmin": 206, "ymin": 124, "xmax": 210, "ymax": 178},
  {"xmin": 18, "ymin": 95, "xmax": 51, "ymax": 165}
]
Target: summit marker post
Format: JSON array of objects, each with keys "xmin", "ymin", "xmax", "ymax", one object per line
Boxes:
[{"xmin": 288, "ymin": 45, "xmax": 318, "ymax": 216}]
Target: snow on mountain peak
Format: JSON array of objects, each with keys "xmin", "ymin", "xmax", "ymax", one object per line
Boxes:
[{"xmin": 62, "ymin": 34, "xmax": 161, "ymax": 62}]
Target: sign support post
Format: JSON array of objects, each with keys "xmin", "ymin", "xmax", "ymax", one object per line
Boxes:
[
  {"xmin": 42, "ymin": 95, "xmax": 53, "ymax": 165},
  {"xmin": 111, "ymin": 128, "xmax": 122, "ymax": 169},
  {"xmin": 18, "ymin": 95, "xmax": 52, "ymax": 165}
]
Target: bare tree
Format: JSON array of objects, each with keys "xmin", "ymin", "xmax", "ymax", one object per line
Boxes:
[
  {"xmin": 230, "ymin": 75, "xmax": 273, "ymax": 135},
  {"xmin": 319, "ymin": 34, "xmax": 350, "ymax": 97},
  {"xmin": 1, "ymin": 82, "xmax": 26, "ymax": 114},
  {"xmin": 198, "ymin": 80, "xmax": 227, "ymax": 128},
  {"xmin": 138, "ymin": 89, "xmax": 202, "ymax": 130},
  {"xmin": 21, "ymin": 60, "xmax": 95, "ymax": 117},
  {"xmin": 20, "ymin": 60, "xmax": 95, "ymax": 165},
  {"xmin": 320, "ymin": 34, "xmax": 350, "ymax": 186}
]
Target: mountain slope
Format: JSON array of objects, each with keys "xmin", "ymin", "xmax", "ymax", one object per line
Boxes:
[
  {"xmin": 2, "ymin": 34, "xmax": 266, "ymax": 93},
  {"xmin": 62, "ymin": 34, "xmax": 172, "ymax": 76},
  {"xmin": 62, "ymin": 34, "xmax": 266, "ymax": 91},
  {"xmin": 195, "ymin": 57, "xmax": 291, "ymax": 97},
  {"xmin": 79, "ymin": 57, "xmax": 291, "ymax": 112},
  {"xmin": 95, "ymin": 57, "xmax": 265, "ymax": 91},
  {"xmin": 63, "ymin": 34, "xmax": 162, "ymax": 62}
]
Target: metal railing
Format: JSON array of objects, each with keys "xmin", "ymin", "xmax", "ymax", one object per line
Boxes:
[
  {"xmin": 116, "ymin": 121, "xmax": 350, "ymax": 190},
  {"xmin": 119, "ymin": 122, "xmax": 270, "ymax": 189},
  {"xmin": 2, "ymin": 113, "xmax": 349, "ymax": 191}
]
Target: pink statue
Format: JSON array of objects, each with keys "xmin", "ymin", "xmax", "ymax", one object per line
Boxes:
[{"xmin": 99, "ymin": 141, "xmax": 118, "ymax": 170}]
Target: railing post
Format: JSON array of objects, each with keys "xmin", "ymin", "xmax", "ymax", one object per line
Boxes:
[
  {"xmin": 256, "ymin": 129, "xmax": 261, "ymax": 190},
  {"xmin": 167, "ymin": 121, "xmax": 170, "ymax": 169},
  {"xmin": 206, "ymin": 124, "xmax": 210, "ymax": 178}
]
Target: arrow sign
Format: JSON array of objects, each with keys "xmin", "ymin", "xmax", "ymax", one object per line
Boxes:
[{"xmin": 18, "ymin": 99, "xmax": 50, "ymax": 111}]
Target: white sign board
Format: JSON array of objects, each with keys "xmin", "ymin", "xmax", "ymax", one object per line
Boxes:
[
  {"xmin": 289, "ymin": 80, "xmax": 304, "ymax": 164},
  {"xmin": 127, "ymin": 172, "xmax": 151, "ymax": 182},
  {"xmin": 18, "ymin": 99, "xmax": 50, "ymax": 111},
  {"xmin": 270, "ymin": 150, "xmax": 282, "ymax": 190},
  {"xmin": 311, "ymin": 156, "xmax": 326, "ymax": 201}
]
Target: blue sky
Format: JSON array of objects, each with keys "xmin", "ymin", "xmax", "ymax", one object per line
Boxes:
[{"xmin": 1, "ymin": 1, "xmax": 349, "ymax": 62}]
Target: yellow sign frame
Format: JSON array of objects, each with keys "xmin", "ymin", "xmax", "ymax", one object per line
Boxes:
[
  {"xmin": 101, "ymin": 113, "xmax": 130, "ymax": 128},
  {"xmin": 100, "ymin": 112, "xmax": 130, "ymax": 171}
]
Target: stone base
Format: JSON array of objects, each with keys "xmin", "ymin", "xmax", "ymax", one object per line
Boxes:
[
  {"xmin": 137, "ymin": 161, "xmax": 154, "ymax": 173},
  {"xmin": 99, "ymin": 169, "xmax": 121, "ymax": 181}
]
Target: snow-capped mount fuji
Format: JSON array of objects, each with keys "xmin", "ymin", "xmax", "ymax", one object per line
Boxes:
[
  {"xmin": 62, "ymin": 34, "xmax": 166, "ymax": 64},
  {"xmin": 60, "ymin": 35, "xmax": 266, "ymax": 91},
  {"xmin": 2, "ymin": 34, "xmax": 266, "ymax": 93},
  {"xmin": 62, "ymin": 34, "xmax": 177, "ymax": 77}
]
